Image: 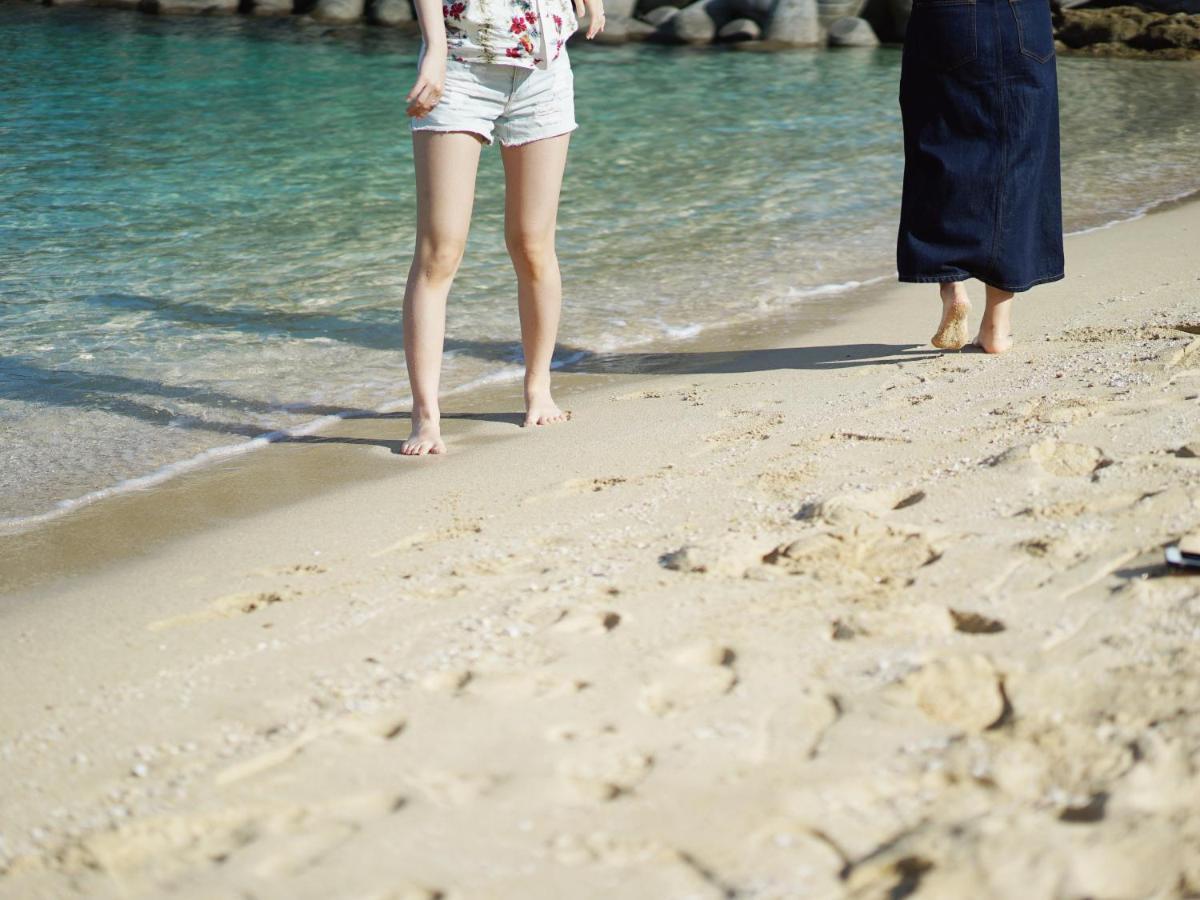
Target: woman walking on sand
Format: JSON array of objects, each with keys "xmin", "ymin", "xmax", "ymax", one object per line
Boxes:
[
  {"xmin": 898, "ymin": 0, "xmax": 1065, "ymax": 354},
  {"xmin": 399, "ymin": 0, "xmax": 605, "ymax": 455}
]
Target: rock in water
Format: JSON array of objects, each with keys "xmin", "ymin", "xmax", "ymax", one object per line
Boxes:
[
  {"xmin": 139, "ymin": 0, "xmax": 238, "ymax": 12},
  {"xmin": 660, "ymin": 0, "xmax": 736, "ymax": 41},
  {"xmin": 602, "ymin": 0, "xmax": 639, "ymax": 17},
  {"xmin": 732, "ymin": 0, "xmax": 774, "ymax": 17},
  {"xmin": 888, "ymin": 0, "xmax": 911, "ymax": 37},
  {"xmin": 594, "ymin": 14, "xmax": 658, "ymax": 41},
  {"xmin": 369, "ymin": 0, "xmax": 413, "ymax": 23},
  {"xmin": 718, "ymin": 16, "xmax": 762, "ymax": 39},
  {"xmin": 827, "ymin": 15, "xmax": 878, "ymax": 44},
  {"xmin": 246, "ymin": 0, "xmax": 293, "ymax": 13},
  {"xmin": 816, "ymin": 0, "xmax": 863, "ymax": 25},
  {"xmin": 636, "ymin": 0, "xmax": 681, "ymax": 14},
  {"xmin": 765, "ymin": 0, "xmax": 821, "ymax": 44},
  {"xmin": 312, "ymin": 0, "xmax": 364, "ymax": 20},
  {"xmin": 641, "ymin": 4, "xmax": 679, "ymax": 24}
]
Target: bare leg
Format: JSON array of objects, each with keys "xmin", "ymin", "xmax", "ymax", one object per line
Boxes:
[
  {"xmin": 400, "ymin": 131, "xmax": 484, "ymax": 455},
  {"xmin": 974, "ymin": 284, "xmax": 1015, "ymax": 354},
  {"xmin": 500, "ymin": 133, "xmax": 572, "ymax": 427},
  {"xmin": 932, "ymin": 281, "xmax": 971, "ymax": 350}
]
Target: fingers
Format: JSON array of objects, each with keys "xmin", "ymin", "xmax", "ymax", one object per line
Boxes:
[
  {"xmin": 406, "ymin": 81, "xmax": 443, "ymax": 118},
  {"xmin": 585, "ymin": 0, "xmax": 605, "ymax": 37}
]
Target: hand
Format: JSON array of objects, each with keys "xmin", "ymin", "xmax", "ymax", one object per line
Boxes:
[
  {"xmin": 406, "ymin": 53, "xmax": 446, "ymax": 118},
  {"xmin": 575, "ymin": 0, "xmax": 605, "ymax": 38}
]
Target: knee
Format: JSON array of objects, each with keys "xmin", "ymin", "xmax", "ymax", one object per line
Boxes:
[
  {"xmin": 415, "ymin": 238, "xmax": 466, "ymax": 284},
  {"xmin": 507, "ymin": 232, "xmax": 557, "ymax": 281}
]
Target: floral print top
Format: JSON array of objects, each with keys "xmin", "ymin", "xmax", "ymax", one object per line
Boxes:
[{"xmin": 442, "ymin": 0, "xmax": 577, "ymax": 69}]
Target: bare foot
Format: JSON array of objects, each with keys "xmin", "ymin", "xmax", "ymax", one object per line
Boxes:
[
  {"xmin": 970, "ymin": 327, "xmax": 1014, "ymax": 355},
  {"xmin": 932, "ymin": 282, "xmax": 971, "ymax": 350},
  {"xmin": 971, "ymin": 285, "xmax": 1015, "ymax": 354},
  {"xmin": 400, "ymin": 415, "xmax": 446, "ymax": 455},
  {"xmin": 524, "ymin": 380, "xmax": 571, "ymax": 427}
]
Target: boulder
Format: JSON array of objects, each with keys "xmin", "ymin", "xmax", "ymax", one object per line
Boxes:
[
  {"xmin": 1054, "ymin": 5, "xmax": 1200, "ymax": 55},
  {"xmin": 718, "ymin": 14, "xmax": 762, "ymax": 37},
  {"xmin": 246, "ymin": 0, "xmax": 293, "ymax": 14},
  {"xmin": 641, "ymin": 4, "xmax": 678, "ymax": 24},
  {"xmin": 593, "ymin": 13, "xmax": 658, "ymax": 40},
  {"xmin": 1131, "ymin": 12, "xmax": 1200, "ymax": 48},
  {"xmin": 369, "ymin": 0, "xmax": 414, "ymax": 23},
  {"xmin": 827, "ymin": 14, "xmax": 878, "ymax": 43},
  {"xmin": 312, "ymin": 0, "xmax": 364, "ymax": 20},
  {"xmin": 658, "ymin": 0, "xmax": 736, "ymax": 41},
  {"xmin": 1093, "ymin": 0, "xmax": 1199, "ymax": 11},
  {"xmin": 764, "ymin": 0, "xmax": 820, "ymax": 43},
  {"xmin": 636, "ymin": 0, "xmax": 680, "ymax": 14},
  {"xmin": 1055, "ymin": 5, "xmax": 1152, "ymax": 44},
  {"xmin": 139, "ymin": 0, "xmax": 238, "ymax": 12},
  {"xmin": 602, "ymin": 0, "xmax": 639, "ymax": 17},
  {"xmin": 816, "ymin": 0, "xmax": 863, "ymax": 26},
  {"xmin": 54, "ymin": 0, "xmax": 139, "ymax": 8},
  {"xmin": 732, "ymin": 0, "xmax": 773, "ymax": 17}
]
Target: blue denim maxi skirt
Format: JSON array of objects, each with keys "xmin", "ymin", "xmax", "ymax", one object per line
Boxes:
[{"xmin": 898, "ymin": 0, "xmax": 1065, "ymax": 293}]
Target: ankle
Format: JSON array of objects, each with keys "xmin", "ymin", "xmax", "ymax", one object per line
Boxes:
[
  {"xmin": 940, "ymin": 283, "xmax": 969, "ymax": 305},
  {"xmin": 411, "ymin": 406, "xmax": 440, "ymax": 424}
]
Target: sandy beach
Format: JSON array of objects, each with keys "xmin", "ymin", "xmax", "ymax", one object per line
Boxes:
[{"xmin": 2, "ymin": 195, "xmax": 1200, "ymax": 898}]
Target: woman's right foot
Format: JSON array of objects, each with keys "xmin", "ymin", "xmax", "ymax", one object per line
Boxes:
[
  {"xmin": 932, "ymin": 282, "xmax": 971, "ymax": 350},
  {"xmin": 400, "ymin": 416, "xmax": 445, "ymax": 456},
  {"xmin": 972, "ymin": 286, "xmax": 1016, "ymax": 354}
]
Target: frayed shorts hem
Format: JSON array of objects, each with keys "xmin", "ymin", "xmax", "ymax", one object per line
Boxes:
[{"xmin": 410, "ymin": 122, "xmax": 577, "ymax": 147}]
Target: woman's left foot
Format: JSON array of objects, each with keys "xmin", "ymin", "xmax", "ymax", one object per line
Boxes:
[
  {"xmin": 523, "ymin": 381, "xmax": 571, "ymax": 427},
  {"xmin": 932, "ymin": 283, "xmax": 971, "ymax": 350}
]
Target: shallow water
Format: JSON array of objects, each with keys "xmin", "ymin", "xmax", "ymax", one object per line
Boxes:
[{"xmin": 2, "ymin": 4, "xmax": 1199, "ymax": 525}]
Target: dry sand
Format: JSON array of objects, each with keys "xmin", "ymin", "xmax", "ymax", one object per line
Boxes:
[{"xmin": 2, "ymin": 198, "xmax": 1200, "ymax": 899}]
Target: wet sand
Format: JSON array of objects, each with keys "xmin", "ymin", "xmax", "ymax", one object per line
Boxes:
[{"xmin": 1, "ymin": 197, "xmax": 1199, "ymax": 899}]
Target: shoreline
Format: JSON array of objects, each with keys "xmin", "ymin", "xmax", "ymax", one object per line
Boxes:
[
  {"xmin": 1, "ymin": 193, "xmax": 1198, "ymax": 897},
  {"xmin": 4, "ymin": 187, "xmax": 1198, "ymax": 595}
]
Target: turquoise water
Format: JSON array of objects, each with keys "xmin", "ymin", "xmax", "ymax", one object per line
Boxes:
[{"xmin": 2, "ymin": 3, "xmax": 1199, "ymax": 526}]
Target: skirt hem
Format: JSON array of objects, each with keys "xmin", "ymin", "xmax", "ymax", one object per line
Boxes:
[{"xmin": 898, "ymin": 270, "xmax": 1065, "ymax": 293}]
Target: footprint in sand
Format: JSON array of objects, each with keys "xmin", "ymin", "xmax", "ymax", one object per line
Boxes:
[
  {"xmin": 900, "ymin": 654, "xmax": 1006, "ymax": 734},
  {"xmin": 557, "ymin": 743, "xmax": 655, "ymax": 802},
  {"xmin": 149, "ymin": 590, "xmax": 298, "ymax": 631},
  {"xmin": 551, "ymin": 608, "xmax": 622, "ymax": 636},
  {"xmin": 357, "ymin": 888, "xmax": 446, "ymax": 900},
  {"xmin": 407, "ymin": 769, "xmax": 501, "ymax": 807},
  {"xmin": 763, "ymin": 524, "xmax": 940, "ymax": 592},
  {"xmin": 639, "ymin": 639, "xmax": 737, "ymax": 717},
  {"xmin": 371, "ymin": 520, "xmax": 483, "ymax": 557},
  {"xmin": 547, "ymin": 831, "xmax": 668, "ymax": 867},
  {"xmin": 948, "ymin": 608, "xmax": 1006, "ymax": 634},
  {"xmin": 420, "ymin": 668, "xmax": 473, "ymax": 694},
  {"xmin": 216, "ymin": 712, "xmax": 406, "ymax": 786},
  {"xmin": 989, "ymin": 440, "xmax": 1109, "ymax": 478},
  {"xmin": 468, "ymin": 668, "xmax": 590, "ymax": 701},
  {"xmin": 659, "ymin": 535, "xmax": 768, "ymax": 577},
  {"xmin": 259, "ymin": 563, "xmax": 328, "ymax": 577},
  {"xmin": 67, "ymin": 789, "xmax": 406, "ymax": 885},
  {"xmin": 558, "ymin": 476, "xmax": 630, "ymax": 495},
  {"xmin": 797, "ymin": 488, "xmax": 927, "ymax": 525}
]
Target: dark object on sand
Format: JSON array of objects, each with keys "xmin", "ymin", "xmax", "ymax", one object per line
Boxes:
[{"xmin": 1165, "ymin": 544, "xmax": 1200, "ymax": 571}]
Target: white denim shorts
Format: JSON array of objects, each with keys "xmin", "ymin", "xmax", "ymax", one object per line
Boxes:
[{"xmin": 411, "ymin": 55, "xmax": 577, "ymax": 148}]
